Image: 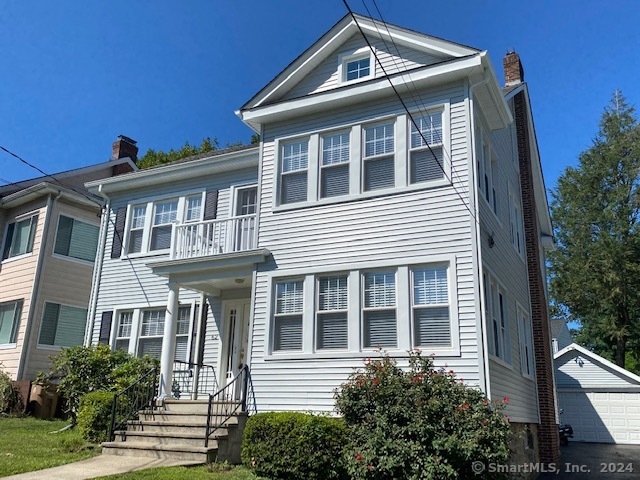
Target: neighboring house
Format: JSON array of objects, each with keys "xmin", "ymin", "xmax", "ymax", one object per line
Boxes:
[
  {"xmin": 552, "ymin": 320, "xmax": 640, "ymax": 444},
  {"xmin": 0, "ymin": 136, "xmax": 137, "ymax": 381},
  {"xmin": 87, "ymin": 15, "xmax": 558, "ymax": 464}
]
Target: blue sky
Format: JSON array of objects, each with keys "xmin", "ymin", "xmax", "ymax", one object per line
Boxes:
[{"xmin": 1, "ymin": 0, "xmax": 638, "ymax": 194}]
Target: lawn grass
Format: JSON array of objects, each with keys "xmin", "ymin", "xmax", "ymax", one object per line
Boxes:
[
  {"xmin": 95, "ymin": 464, "xmax": 266, "ymax": 480},
  {"xmin": 0, "ymin": 416, "xmax": 98, "ymax": 476}
]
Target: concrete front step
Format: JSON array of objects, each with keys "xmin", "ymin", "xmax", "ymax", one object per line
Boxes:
[
  {"xmin": 102, "ymin": 441, "xmax": 218, "ymax": 462},
  {"xmin": 113, "ymin": 429, "xmax": 227, "ymax": 447},
  {"xmin": 161, "ymin": 399, "xmax": 241, "ymax": 414}
]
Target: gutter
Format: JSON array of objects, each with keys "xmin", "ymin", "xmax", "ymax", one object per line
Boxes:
[
  {"xmin": 17, "ymin": 193, "xmax": 56, "ymax": 380},
  {"xmin": 85, "ymin": 185, "xmax": 110, "ymax": 346}
]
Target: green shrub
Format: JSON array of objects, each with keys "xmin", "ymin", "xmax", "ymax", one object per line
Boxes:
[
  {"xmin": 77, "ymin": 391, "xmax": 114, "ymax": 443},
  {"xmin": 0, "ymin": 364, "xmax": 20, "ymax": 414},
  {"xmin": 38, "ymin": 345, "xmax": 158, "ymax": 422},
  {"xmin": 241, "ymin": 411, "xmax": 348, "ymax": 480},
  {"xmin": 335, "ymin": 351, "xmax": 511, "ymax": 480}
]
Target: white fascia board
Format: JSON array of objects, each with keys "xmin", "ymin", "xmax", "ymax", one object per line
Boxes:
[
  {"xmin": 0, "ymin": 183, "xmax": 102, "ymax": 209},
  {"xmin": 554, "ymin": 343, "xmax": 640, "ymax": 385},
  {"xmin": 240, "ymin": 55, "xmax": 483, "ymax": 128},
  {"xmin": 86, "ymin": 148, "xmax": 259, "ymax": 196}
]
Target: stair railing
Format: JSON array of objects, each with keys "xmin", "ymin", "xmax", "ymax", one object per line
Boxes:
[
  {"xmin": 108, "ymin": 366, "xmax": 159, "ymax": 442},
  {"xmin": 171, "ymin": 360, "xmax": 218, "ymax": 399},
  {"xmin": 204, "ymin": 364, "xmax": 254, "ymax": 447}
]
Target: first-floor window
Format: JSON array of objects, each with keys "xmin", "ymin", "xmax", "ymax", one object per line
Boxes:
[
  {"xmin": 518, "ymin": 308, "xmax": 534, "ymax": 376},
  {"xmin": 316, "ymin": 275, "xmax": 348, "ymax": 350},
  {"xmin": 412, "ymin": 265, "xmax": 450, "ymax": 347},
  {"xmin": 273, "ymin": 280, "xmax": 303, "ymax": 351},
  {"xmin": 2, "ymin": 215, "xmax": 38, "ymax": 260},
  {"xmin": 362, "ymin": 270, "xmax": 397, "ymax": 348},
  {"xmin": 0, "ymin": 300, "xmax": 22, "ymax": 344},
  {"xmin": 39, "ymin": 302, "xmax": 87, "ymax": 347},
  {"xmin": 137, "ymin": 306, "xmax": 190, "ymax": 360},
  {"xmin": 115, "ymin": 311, "xmax": 133, "ymax": 351}
]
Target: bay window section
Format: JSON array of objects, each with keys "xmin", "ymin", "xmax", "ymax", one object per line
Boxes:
[
  {"xmin": 150, "ymin": 199, "xmax": 178, "ymax": 251},
  {"xmin": 316, "ymin": 275, "xmax": 348, "ymax": 350},
  {"xmin": 320, "ymin": 133, "xmax": 350, "ymax": 198},
  {"xmin": 280, "ymin": 141, "xmax": 308, "ymax": 204},
  {"xmin": 363, "ymin": 123, "xmax": 395, "ymax": 191},
  {"xmin": 362, "ymin": 270, "xmax": 397, "ymax": 348},
  {"xmin": 412, "ymin": 265, "xmax": 450, "ymax": 347},
  {"xmin": 409, "ymin": 111, "xmax": 444, "ymax": 184},
  {"xmin": 273, "ymin": 280, "xmax": 303, "ymax": 351}
]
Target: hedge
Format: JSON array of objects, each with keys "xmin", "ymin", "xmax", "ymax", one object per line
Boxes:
[{"xmin": 77, "ymin": 391, "xmax": 114, "ymax": 443}]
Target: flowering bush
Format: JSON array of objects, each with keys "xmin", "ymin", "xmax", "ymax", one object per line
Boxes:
[{"xmin": 335, "ymin": 352, "xmax": 510, "ymax": 480}]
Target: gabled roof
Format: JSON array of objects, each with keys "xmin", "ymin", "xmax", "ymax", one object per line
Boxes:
[
  {"xmin": 554, "ymin": 343, "xmax": 640, "ymax": 385},
  {"xmin": 240, "ymin": 13, "xmax": 479, "ymax": 111}
]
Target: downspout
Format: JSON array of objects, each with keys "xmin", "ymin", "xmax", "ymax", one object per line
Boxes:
[
  {"xmin": 467, "ymin": 73, "xmax": 491, "ymax": 398},
  {"xmin": 17, "ymin": 193, "xmax": 56, "ymax": 380},
  {"xmin": 85, "ymin": 185, "xmax": 110, "ymax": 346}
]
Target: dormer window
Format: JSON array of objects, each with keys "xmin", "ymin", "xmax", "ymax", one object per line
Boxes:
[{"xmin": 338, "ymin": 47, "xmax": 375, "ymax": 84}]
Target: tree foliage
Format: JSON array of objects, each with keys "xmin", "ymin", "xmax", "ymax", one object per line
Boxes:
[
  {"xmin": 548, "ymin": 92, "xmax": 640, "ymax": 369},
  {"xmin": 137, "ymin": 136, "xmax": 221, "ymax": 169}
]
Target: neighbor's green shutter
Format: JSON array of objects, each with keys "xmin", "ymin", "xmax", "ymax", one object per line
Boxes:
[
  {"xmin": 54, "ymin": 305, "xmax": 87, "ymax": 347},
  {"xmin": 39, "ymin": 303, "xmax": 60, "ymax": 345},
  {"xmin": 54, "ymin": 215, "xmax": 74, "ymax": 256}
]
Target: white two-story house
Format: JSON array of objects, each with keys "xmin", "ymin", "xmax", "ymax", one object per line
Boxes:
[{"xmin": 87, "ymin": 14, "xmax": 557, "ymax": 465}]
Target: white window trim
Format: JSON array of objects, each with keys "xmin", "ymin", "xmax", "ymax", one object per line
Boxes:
[
  {"xmin": 361, "ymin": 268, "xmax": 398, "ymax": 351},
  {"xmin": 272, "ymin": 105, "xmax": 451, "ymax": 212},
  {"xmin": 36, "ymin": 300, "xmax": 88, "ymax": 350},
  {"xmin": 517, "ymin": 302, "xmax": 535, "ymax": 380},
  {"xmin": 121, "ymin": 191, "xmax": 206, "ymax": 258},
  {"xmin": 229, "ymin": 183, "xmax": 259, "ymax": 217},
  {"xmin": 315, "ymin": 273, "xmax": 350, "ymax": 351},
  {"xmin": 484, "ymin": 270, "xmax": 512, "ymax": 368},
  {"xmin": 270, "ymin": 277, "xmax": 306, "ymax": 353},
  {"xmin": 264, "ymin": 254, "xmax": 460, "ymax": 360},
  {"xmin": 51, "ymin": 213, "xmax": 100, "ymax": 266},
  {"xmin": 319, "ymin": 130, "xmax": 352, "ymax": 200},
  {"xmin": 337, "ymin": 46, "xmax": 376, "ymax": 85}
]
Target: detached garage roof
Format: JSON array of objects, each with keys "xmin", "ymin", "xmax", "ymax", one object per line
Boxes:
[{"xmin": 555, "ymin": 343, "xmax": 640, "ymax": 390}]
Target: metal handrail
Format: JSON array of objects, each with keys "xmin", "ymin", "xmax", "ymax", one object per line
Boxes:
[
  {"xmin": 204, "ymin": 364, "xmax": 253, "ymax": 447},
  {"xmin": 108, "ymin": 366, "xmax": 158, "ymax": 442},
  {"xmin": 171, "ymin": 360, "xmax": 218, "ymax": 399}
]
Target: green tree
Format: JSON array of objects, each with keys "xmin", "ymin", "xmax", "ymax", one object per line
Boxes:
[
  {"xmin": 548, "ymin": 91, "xmax": 640, "ymax": 369},
  {"xmin": 137, "ymin": 136, "xmax": 220, "ymax": 169}
]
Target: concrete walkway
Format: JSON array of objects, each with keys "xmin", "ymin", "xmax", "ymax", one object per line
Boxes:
[{"xmin": 3, "ymin": 455, "xmax": 202, "ymax": 480}]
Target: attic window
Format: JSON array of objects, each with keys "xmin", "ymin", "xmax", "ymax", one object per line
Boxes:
[{"xmin": 338, "ymin": 47, "xmax": 375, "ymax": 84}]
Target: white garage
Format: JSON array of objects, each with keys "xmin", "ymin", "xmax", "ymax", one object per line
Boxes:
[{"xmin": 555, "ymin": 344, "xmax": 640, "ymax": 444}]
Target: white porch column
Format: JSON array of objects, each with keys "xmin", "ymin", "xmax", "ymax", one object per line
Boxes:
[{"xmin": 159, "ymin": 282, "xmax": 179, "ymax": 398}]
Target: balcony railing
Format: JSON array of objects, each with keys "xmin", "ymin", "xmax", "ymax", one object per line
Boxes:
[{"xmin": 170, "ymin": 214, "xmax": 257, "ymax": 260}]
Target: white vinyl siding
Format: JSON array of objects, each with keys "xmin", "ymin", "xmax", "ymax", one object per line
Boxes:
[
  {"xmin": 280, "ymin": 141, "xmax": 309, "ymax": 204},
  {"xmin": 38, "ymin": 302, "xmax": 87, "ymax": 348},
  {"xmin": 0, "ymin": 300, "xmax": 22, "ymax": 344},
  {"xmin": 2, "ymin": 215, "xmax": 38, "ymax": 260},
  {"xmin": 316, "ymin": 275, "xmax": 348, "ymax": 350},
  {"xmin": 320, "ymin": 133, "xmax": 350, "ymax": 198},
  {"xmin": 409, "ymin": 111, "xmax": 444, "ymax": 184},
  {"xmin": 363, "ymin": 123, "xmax": 395, "ymax": 191},
  {"xmin": 273, "ymin": 280, "xmax": 304, "ymax": 351},
  {"xmin": 411, "ymin": 265, "xmax": 450, "ymax": 347},
  {"xmin": 362, "ymin": 270, "xmax": 397, "ymax": 348},
  {"xmin": 54, "ymin": 215, "xmax": 100, "ymax": 262}
]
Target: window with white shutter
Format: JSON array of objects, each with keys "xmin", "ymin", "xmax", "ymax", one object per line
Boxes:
[
  {"xmin": 411, "ymin": 265, "xmax": 450, "ymax": 347},
  {"xmin": 54, "ymin": 215, "xmax": 100, "ymax": 262},
  {"xmin": 409, "ymin": 111, "xmax": 444, "ymax": 184},
  {"xmin": 362, "ymin": 270, "xmax": 397, "ymax": 348},
  {"xmin": 38, "ymin": 302, "xmax": 87, "ymax": 348},
  {"xmin": 280, "ymin": 141, "xmax": 308, "ymax": 204},
  {"xmin": 363, "ymin": 123, "xmax": 395, "ymax": 191},
  {"xmin": 316, "ymin": 275, "xmax": 348, "ymax": 350},
  {"xmin": 320, "ymin": 133, "xmax": 350, "ymax": 198},
  {"xmin": 273, "ymin": 280, "xmax": 303, "ymax": 351}
]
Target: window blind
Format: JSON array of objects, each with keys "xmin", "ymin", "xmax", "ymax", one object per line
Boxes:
[
  {"xmin": 363, "ymin": 310, "xmax": 397, "ymax": 348},
  {"xmin": 414, "ymin": 306, "xmax": 450, "ymax": 347},
  {"xmin": 321, "ymin": 164, "xmax": 349, "ymax": 198},
  {"xmin": 317, "ymin": 313, "xmax": 348, "ymax": 349},
  {"xmin": 364, "ymin": 157, "xmax": 394, "ymax": 191},
  {"xmin": 274, "ymin": 316, "xmax": 302, "ymax": 351},
  {"xmin": 410, "ymin": 147, "xmax": 444, "ymax": 184}
]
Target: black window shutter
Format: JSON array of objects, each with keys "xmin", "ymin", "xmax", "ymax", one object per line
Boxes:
[
  {"xmin": 98, "ymin": 311, "xmax": 113, "ymax": 344},
  {"xmin": 111, "ymin": 207, "xmax": 126, "ymax": 259},
  {"xmin": 2, "ymin": 223, "xmax": 15, "ymax": 260},
  {"xmin": 203, "ymin": 191, "xmax": 219, "ymax": 220}
]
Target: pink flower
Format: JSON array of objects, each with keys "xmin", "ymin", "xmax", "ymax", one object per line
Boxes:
[
  {"xmin": 356, "ymin": 453, "xmax": 362, "ymax": 461},
  {"xmin": 367, "ymin": 465, "xmax": 372, "ymax": 470},
  {"xmin": 503, "ymin": 397, "xmax": 510, "ymax": 403}
]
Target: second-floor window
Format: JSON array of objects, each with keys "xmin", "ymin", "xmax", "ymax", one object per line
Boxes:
[
  {"xmin": 409, "ymin": 111, "xmax": 444, "ymax": 184},
  {"xmin": 2, "ymin": 214, "xmax": 38, "ymax": 260},
  {"xmin": 363, "ymin": 123, "xmax": 395, "ymax": 191},
  {"xmin": 54, "ymin": 215, "xmax": 100, "ymax": 262},
  {"xmin": 320, "ymin": 133, "xmax": 350, "ymax": 198},
  {"xmin": 126, "ymin": 194, "xmax": 204, "ymax": 255},
  {"xmin": 280, "ymin": 140, "xmax": 309, "ymax": 204}
]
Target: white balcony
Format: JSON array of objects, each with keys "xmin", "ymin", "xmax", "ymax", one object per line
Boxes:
[{"xmin": 170, "ymin": 215, "xmax": 257, "ymax": 260}]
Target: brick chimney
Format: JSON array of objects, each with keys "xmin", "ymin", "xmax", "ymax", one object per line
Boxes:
[
  {"xmin": 503, "ymin": 51, "xmax": 524, "ymax": 87},
  {"xmin": 111, "ymin": 135, "xmax": 138, "ymax": 176}
]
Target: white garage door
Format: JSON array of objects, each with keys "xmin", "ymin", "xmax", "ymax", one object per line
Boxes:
[{"xmin": 558, "ymin": 391, "xmax": 640, "ymax": 444}]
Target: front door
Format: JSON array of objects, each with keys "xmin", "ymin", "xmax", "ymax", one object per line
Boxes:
[{"xmin": 220, "ymin": 300, "xmax": 251, "ymax": 388}]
